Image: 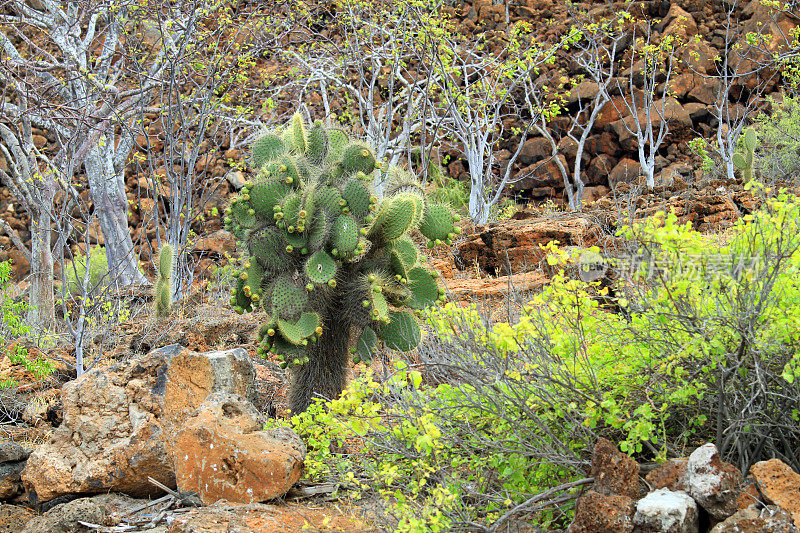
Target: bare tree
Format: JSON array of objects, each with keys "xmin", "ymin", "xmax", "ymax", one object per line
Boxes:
[
  {"xmin": 0, "ymin": 121, "xmax": 56, "ymax": 328},
  {"xmin": 607, "ymin": 18, "xmax": 682, "ymax": 188},
  {"xmin": 0, "ymin": 0, "xmax": 209, "ymax": 290},
  {"xmin": 129, "ymin": 5, "xmax": 294, "ymax": 302},
  {"xmin": 290, "ymin": 0, "xmax": 433, "ymax": 195},
  {"xmin": 524, "ymin": 17, "xmax": 624, "ymax": 210},
  {"xmin": 426, "ymin": 20, "xmax": 568, "ymax": 224},
  {"xmin": 702, "ymin": 0, "xmax": 799, "ymax": 181}
]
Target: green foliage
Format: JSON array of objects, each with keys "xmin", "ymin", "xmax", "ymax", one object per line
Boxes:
[
  {"xmin": 753, "ymin": 95, "xmax": 800, "ymax": 184},
  {"xmin": 66, "ymin": 246, "xmax": 109, "ymax": 295},
  {"xmin": 269, "ymin": 187, "xmax": 800, "ymax": 529},
  {"xmin": 154, "ymin": 244, "xmax": 173, "ymax": 317},
  {"xmin": 271, "ymin": 360, "xmax": 582, "ymax": 532},
  {"xmin": 227, "ymin": 114, "xmax": 451, "ymax": 411},
  {"xmin": 422, "ymin": 152, "xmax": 468, "ymax": 213},
  {"xmin": 0, "ymin": 261, "xmax": 54, "ymax": 389}
]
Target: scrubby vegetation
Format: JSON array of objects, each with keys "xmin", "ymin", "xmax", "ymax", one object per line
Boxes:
[{"xmin": 269, "ymin": 178, "xmax": 800, "ymax": 530}]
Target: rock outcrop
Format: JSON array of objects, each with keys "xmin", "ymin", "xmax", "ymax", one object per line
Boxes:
[
  {"xmin": 567, "ymin": 440, "xmax": 800, "ymax": 533},
  {"xmin": 21, "ymin": 345, "xmax": 257, "ymax": 503},
  {"xmin": 709, "ymin": 505, "xmax": 798, "ymax": 533},
  {"xmin": 458, "ymin": 215, "xmax": 606, "ymax": 274}
]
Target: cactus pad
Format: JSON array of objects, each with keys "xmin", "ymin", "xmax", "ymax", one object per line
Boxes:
[
  {"xmin": 250, "ymin": 179, "xmax": 291, "ymax": 219},
  {"xmin": 316, "ymin": 186, "xmax": 344, "ymax": 215},
  {"xmin": 370, "ymin": 291, "xmax": 389, "ymax": 321},
  {"xmin": 305, "ymin": 251, "xmax": 337, "ymax": 284},
  {"xmin": 387, "ymin": 237, "xmax": 418, "ymax": 278},
  {"xmin": 331, "ymin": 214, "xmax": 359, "ymax": 253},
  {"xmin": 419, "ymin": 203, "xmax": 457, "ymax": 242},
  {"xmin": 379, "ymin": 310, "xmax": 421, "ymax": 352},
  {"xmin": 251, "ymin": 134, "xmax": 286, "ymax": 169},
  {"xmin": 326, "ymin": 129, "xmax": 349, "ymax": 164},
  {"xmin": 356, "ymin": 326, "xmax": 378, "ymax": 363},
  {"xmin": 249, "ymin": 227, "xmax": 292, "ymax": 273},
  {"xmin": 374, "ymin": 194, "xmax": 418, "ymax": 241},
  {"xmin": 306, "ymin": 211, "xmax": 330, "ymax": 251},
  {"xmin": 341, "ymin": 178, "xmax": 372, "ymax": 219},
  {"xmin": 290, "ymin": 113, "xmax": 307, "ymax": 154},
  {"xmin": 270, "ymin": 274, "xmax": 308, "ymax": 319},
  {"xmin": 307, "ymin": 122, "xmax": 328, "ymax": 164},
  {"xmin": 278, "ymin": 312, "xmax": 320, "ymax": 345},
  {"xmin": 406, "ymin": 266, "xmax": 438, "ymax": 310},
  {"xmin": 340, "ymin": 143, "xmax": 377, "ymax": 176}
]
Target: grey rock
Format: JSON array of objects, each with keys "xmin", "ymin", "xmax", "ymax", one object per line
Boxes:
[
  {"xmin": 21, "ymin": 497, "xmax": 110, "ymax": 533},
  {"xmin": 633, "ymin": 489, "xmax": 699, "ymax": 533}
]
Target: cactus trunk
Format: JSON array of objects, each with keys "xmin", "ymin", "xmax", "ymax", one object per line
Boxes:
[{"xmin": 288, "ymin": 305, "xmax": 351, "ymax": 413}]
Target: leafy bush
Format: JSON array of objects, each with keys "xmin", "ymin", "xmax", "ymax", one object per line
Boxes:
[
  {"xmin": 66, "ymin": 246, "xmax": 109, "ymax": 295},
  {"xmin": 753, "ymin": 95, "xmax": 800, "ymax": 185},
  {"xmin": 271, "ymin": 184, "xmax": 800, "ymax": 531},
  {"xmin": 429, "ymin": 167, "xmax": 469, "ymax": 214},
  {"xmin": 276, "ymin": 360, "xmax": 591, "ymax": 532},
  {"xmin": 0, "ymin": 260, "xmax": 53, "ymax": 388}
]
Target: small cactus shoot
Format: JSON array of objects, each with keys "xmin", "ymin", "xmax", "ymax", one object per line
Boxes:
[
  {"xmin": 227, "ymin": 114, "xmax": 457, "ymax": 413},
  {"xmin": 155, "ymin": 244, "xmax": 173, "ymax": 317},
  {"xmin": 733, "ymin": 127, "xmax": 758, "ymax": 182}
]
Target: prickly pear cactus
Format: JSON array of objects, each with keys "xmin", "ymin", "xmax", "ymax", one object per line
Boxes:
[
  {"xmin": 225, "ymin": 114, "xmax": 460, "ymax": 413},
  {"xmin": 733, "ymin": 127, "xmax": 758, "ymax": 182},
  {"xmin": 155, "ymin": 244, "xmax": 173, "ymax": 317}
]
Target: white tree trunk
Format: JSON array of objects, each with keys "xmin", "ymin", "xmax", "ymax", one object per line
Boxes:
[
  {"xmin": 84, "ymin": 141, "xmax": 147, "ymax": 287},
  {"xmin": 28, "ymin": 193, "xmax": 54, "ymax": 329}
]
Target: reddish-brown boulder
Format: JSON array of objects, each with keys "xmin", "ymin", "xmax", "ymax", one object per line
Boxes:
[
  {"xmin": 519, "ymin": 137, "xmax": 553, "ymax": 165},
  {"xmin": 591, "ymin": 438, "xmax": 641, "ymax": 499},
  {"xmin": 749, "ymin": 459, "xmax": 800, "ymax": 528},
  {"xmin": 22, "ymin": 345, "xmax": 256, "ymax": 503},
  {"xmin": 609, "ymin": 158, "xmax": 643, "ymax": 187},
  {"xmin": 174, "ymin": 393, "xmax": 304, "ymax": 505},
  {"xmin": 568, "ymin": 491, "xmax": 635, "ymax": 533},
  {"xmin": 646, "ymin": 459, "xmax": 689, "ymax": 492}
]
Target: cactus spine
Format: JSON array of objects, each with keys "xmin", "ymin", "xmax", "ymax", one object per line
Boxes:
[
  {"xmin": 155, "ymin": 244, "xmax": 173, "ymax": 317},
  {"xmin": 227, "ymin": 113, "xmax": 456, "ymax": 413}
]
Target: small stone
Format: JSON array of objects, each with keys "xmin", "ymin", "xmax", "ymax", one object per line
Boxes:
[
  {"xmin": 633, "ymin": 488, "xmax": 699, "ymax": 533},
  {"xmin": 21, "ymin": 497, "xmax": 110, "ymax": 533},
  {"xmin": 0, "ymin": 503, "xmax": 35, "ymax": 532},
  {"xmin": 710, "ymin": 504, "xmax": 798, "ymax": 533},
  {"xmin": 0, "ymin": 443, "xmax": 30, "ymax": 464}
]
